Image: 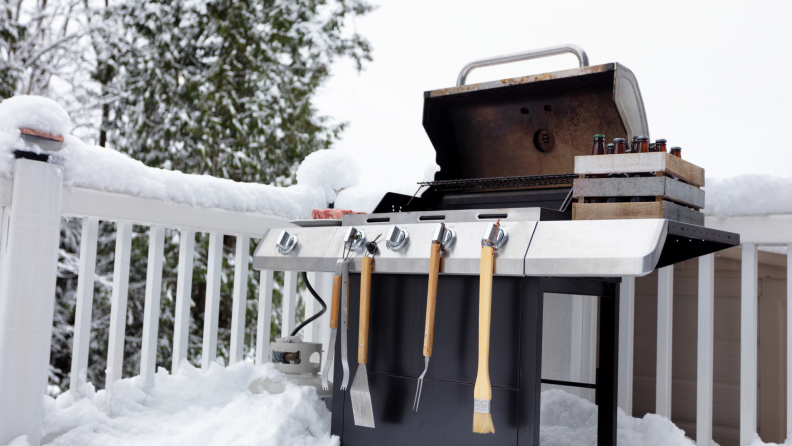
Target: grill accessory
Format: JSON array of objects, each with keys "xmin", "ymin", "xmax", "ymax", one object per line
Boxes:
[
  {"xmin": 350, "ymin": 257, "xmax": 375, "ymax": 428},
  {"xmin": 413, "ymin": 223, "xmax": 445, "ymax": 411},
  {"xmin": 321, "ymin": 272, "xmax": 343, "ymax": 390},
  {"xmin": 473, "ymin": 244, "xmax": 496, "ymax": 434},
  {"xmin": 339, "ymin": 259, "xmax": 351, "ymax": 390}
]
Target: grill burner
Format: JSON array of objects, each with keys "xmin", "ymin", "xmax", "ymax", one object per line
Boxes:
[{"xmin": 419, "ymin": 173, "xmax": 578, "ymax": 193}]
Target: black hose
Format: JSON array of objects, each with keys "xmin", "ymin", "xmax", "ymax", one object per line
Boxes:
[{"xmin": 289, "ymin": 271, "xmax": 328, "ymax": 337}]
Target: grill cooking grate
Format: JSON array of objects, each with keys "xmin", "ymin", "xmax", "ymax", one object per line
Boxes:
[{"xmin": 420, "ymin": 173, "xmax": 578, "ymax": 192}]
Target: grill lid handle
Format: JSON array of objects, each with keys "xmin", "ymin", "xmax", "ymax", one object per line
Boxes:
[{"xmin": 456, "ymin": 44, "xmax": 589, "ymax": 86}]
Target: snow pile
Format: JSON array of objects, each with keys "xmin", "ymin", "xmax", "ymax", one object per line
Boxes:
[
  {"xmin": 0, "ymin": 96, "xmax": 71, "ymax": 137},
  {"xmin": 539, "ymin": 390, "xmax": 694, "ymax": 446},
  {"xmin": 29, "ymin": 361, "xmax": 336, "ymax": 446},
  {"xmin": 0, "ymin": 96, "xmax": 364, "ymax": 220},
  {"xmin": 704, "ymin": 175, "xmax": 792, "ymax": 218}
]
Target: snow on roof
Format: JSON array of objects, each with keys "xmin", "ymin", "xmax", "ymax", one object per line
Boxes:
[{"xmin": 0, "ymin": 96, "xmax": 361, "ymax": 221}]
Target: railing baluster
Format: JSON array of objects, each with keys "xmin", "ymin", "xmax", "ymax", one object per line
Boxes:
[
  {"xmin": 140, "ymin": 225, "xmax": 166, "ymax": 388},
  {"xmin": 255, "ymin": 270, "xmax": 274, "ymax": 364},
  {"xmin": 201, "ymin": 232, "xmax": 224, "ymax": 369},
  {"xmin": 697, "ymin": 254, "xmax": 715, "ymax": 446},
  {"xmin": 70, "ymin": 217, "xmax": 99, "ymax": 396},
  {"xmin": 741, "ymin": 243, "xmax": 758, "ymax": 445},
  {"xmin": 105, "ymin": 221, "xmax": 133, "ymax": 413},
  {"xmin": 281, "ymin": 271, "xmax": 298, "ymax": 339},
  {"xmin": 656, "ymin": 265, "xmax": 674, "ymax": 419},
  {"xmin": 304, "ymin": 271, "xmax": 320, "ymax": 342},
  {"xmin": 618, "ymin": 277, "xmax": 636, "ymax": 415},
  {"xmin": 229, "ymin": 235, "xmax": 250, "ymax": 365},
  {"xmin": 788, "ymin": 244, "xmax": 792, "ymax": 440},
  {"xmin": 172, "ymin": 229, "xmax": 195, "ymax": 374}
]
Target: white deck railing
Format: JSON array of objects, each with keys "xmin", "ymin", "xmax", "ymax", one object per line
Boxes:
[
  {"xmin": 0, "ymin": 157, "xmax": 333, "ymax": 446},
  {"xmin": 0, "ymin": 152, "xmax": 788, "ymax": 446}
]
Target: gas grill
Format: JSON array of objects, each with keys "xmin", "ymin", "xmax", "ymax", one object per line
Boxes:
[{"xmin": 253, "ymin": 45, "xmax": 739, "ymax": 446}]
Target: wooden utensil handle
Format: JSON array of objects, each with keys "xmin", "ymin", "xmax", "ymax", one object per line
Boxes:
[
  {"xmin": 423, "ymin": 243, "xmax": 441, "ymax": 357},
  {"xmin": 474, "ymin": 246, "xmax": 495, "ymax": 400},
  {"xmin": 329, "ymin": 275, "xmax": 342, "ymax": 329},
  {"xmin": 358, "ymin": 257, "xmax": 373, "ymax": 364}
]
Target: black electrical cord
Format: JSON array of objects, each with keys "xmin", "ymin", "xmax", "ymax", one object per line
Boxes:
[{"xmin": 289, "ymin": 271, "xmax": 328, "ymax": 337}]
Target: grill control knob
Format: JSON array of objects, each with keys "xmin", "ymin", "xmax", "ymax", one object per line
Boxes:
[
  {"xmin": 276, "ymin": 231, "xmax": 298, "ymax": 255},
  {"xmin": 385, "ymin": 226, "xmax": 409, "ymax": 251},
  {"xmin": 343, "ymin": 227, "xmax": 366, "ymax": 251},
  {"xmin": 431, "ymin": 223, "xmax": 456, "ymax": 250},
  {"xmin": 482, "ymin": 223, "xmax": 508, "ymax": 249}
]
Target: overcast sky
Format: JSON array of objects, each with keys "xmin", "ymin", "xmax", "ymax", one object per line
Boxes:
[{"xmin": 314, "ymin": 0, "xmax": 792, "ymax": 188}]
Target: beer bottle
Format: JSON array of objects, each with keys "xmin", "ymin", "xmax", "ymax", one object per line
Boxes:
[
  {"xmin": 630, "ymin": 136, "xmax": 638, "ymax": 153},
  {"xmin": 670, "ymin": 147, "xmax": 682, "ymax": 158},
  {"xmin": 613, "ymin": 138, "xmax": 626, "ymax": 154},
  {"xmin": 656, "ymin": 139, "xmax": 668, "ymax": 153},
  {"xmin": 592, "ymin": 134, "xmax": 606, "ymax": 155},
  {"xmin": 607, "ymin": 143, "xmax": 615, "ymax": 155},
  {"xmin": 636, "ymin": 136, "xmax": 650, "ymax": 153},
  {"xmin": 649, "ymin": 143, "xmax": 656, "ymax": 152}
]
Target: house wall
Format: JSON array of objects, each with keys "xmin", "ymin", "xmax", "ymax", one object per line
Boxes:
[{"xmin": 632, "ymin": 247, "xmax": 787, "ymax": 446}]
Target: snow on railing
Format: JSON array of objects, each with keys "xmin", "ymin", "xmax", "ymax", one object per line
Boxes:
[{"xmin": 0, "ymin": 96, "xmax": 351, "ymax": 446}]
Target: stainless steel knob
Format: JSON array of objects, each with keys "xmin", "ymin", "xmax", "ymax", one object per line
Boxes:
[
  {"xmin": 343, "ymin": 227, "xmax": 366, "ymax": 251},
  {"xmin": 276, "ymin": 230, "xmax": 297, "ymax": 254},
  {"xmin": 385, "ymin": 226, "xmax": 409, "ymax": 251},
  {"xmin": 432, "ymin": 223, "xmax": 455, "ymax": 249},
  {"xmin": 482, "ymin": 223, "xmax": 508, "ymax": 249}
]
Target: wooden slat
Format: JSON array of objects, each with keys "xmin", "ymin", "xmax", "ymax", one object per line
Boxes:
[
  {"xmin": 574, "ymin": 153, "xmax": 705, "ymax": 187},
  {"xmin": 281, "ymin": 271, "xmax": 298, "ymax": 338},
  {"xmin": 741, "ymin": 244, "xmax": 758, "ymax": 445},
  {"xmin": 572, "ymin": 176, "xmax": 705, "ymax": 209},
  {"xmin": 105, "ymin": 221, "xmax": 133, "ymax": 413},
  {"xmin": 572, "ymin": 201, "xmax": 704, "ymax": 225},
  {"xmin": 70, "ymin": 217, "xmax": 99, "ymax": 396},
  {"xmin": 229, "ymin": 235, "xmax": 250, "ymax": 365},
  {"xmin": 172, "ymin": 229, "xmax": 195, "ymax": 374},
  {"xmin": 255, "ymin": 270, "xmax": 275, "ymax": 364},
  {"xmin": 140, "ymin": 225, "xmax": 166, "ymax": 388},
  {"xmin": 201, "ymin": 232, "xmax": 224, "ymax": 369},
  {"xmin": 698, "ymin": 254, "xmax": 715, "ymax": 445},
  {"xmin": 656, "ymin": 265, "xmax": 674, "ymax": 418}
]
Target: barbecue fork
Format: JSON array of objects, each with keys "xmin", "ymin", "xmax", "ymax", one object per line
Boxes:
[{"xmin": 413, "ymin": 223, "xmax": 445, "ymax": 411}]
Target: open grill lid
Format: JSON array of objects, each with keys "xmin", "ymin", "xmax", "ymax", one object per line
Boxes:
[{"xmin": 422, "ymin": 62, "xmax": 649, "ymax": 183}]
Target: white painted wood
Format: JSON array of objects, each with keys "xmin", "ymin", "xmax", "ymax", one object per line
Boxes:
[
  {"xmin": 140, "ymin": 225, "xmax": 166, "ymax": 388},
  {"xmin": 105, "ymin": 221, "xmax": 132, "ymax": 413},
  {"xmin": 304, "ymin": 271, "xmax": 321, "ymax": 342},
  {"xmin": 229, "ymin": 235, "xmax": 250, "ymax": 365},
  {"xmin": 788, "ymin": 244, "xmax": 792, "ymax": 440},
  {"xmin": 619, "ymin": 276, "xmax": 636, "ymax": 415},
  {"xmin": 741, "ymin": 243, "xmax": 759, "ymax": 445},
  {"xmin": 70, "ymin": 217, "xmax": 99, "ymax": 396},
  {"xmin": 281, "ymin": 271, "xmax": 298, "ymax": 339},
  {"xmin": 172, "ymin": 229, "xmax": 195, "ymax": 374},
  {"xmin": 201, "ymin": 232, "xmax": 224, "ymax": 369},
  {"xmin": 706, "ymin": 214, "xmax": 792, "ymax": 244},
  {"xmin": 0, "ymin": 206, "xmax": 8, "ymax": 262},
  {"xmin": 697, "ymin": 254, "xmax": 715, "ymax": 446},
  {"xmin": 0, "ymin": 160, "xmax": 63, "ymax": 446},
  {"xmin": 656, "ymin": 265, "xmax": 674, "ymax": 418},
  {"xmin": 255, "ymin": 270, "xmax": 275, "ymax": 364},
  {"xmin": 0, "ymin": 178, "xmax": 11, "ymax": 207},
  {"xmin": 60, "ymin": 186, "xmax": 293, "ymax": 237}
]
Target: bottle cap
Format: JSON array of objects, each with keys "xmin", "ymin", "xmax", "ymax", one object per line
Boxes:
[
  {"xmin": 594, "ymin": 134, "xmax": 605, "ymax": 139},
  {"xmin": 607, "ymin": 143, "xmax": 614, "ymax": 148},
  {"xmin": 670, "ymin": 147, "xmax": 681, "ymax": 151},
  {"xmin": 613, "ymin": 138, "xmax": 626, "ymax": 143},
  {"xmin": 636, "ymin": 136, "xmax": 649, "ymax": 141},
  {"xmin": 656, "ymin": 139, "xmax": 667, "ymax": 143}
]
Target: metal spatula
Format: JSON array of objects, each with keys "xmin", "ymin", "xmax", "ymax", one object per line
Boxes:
[
  {"xmin": 321, "ymin": 261, "xmax": 344, "ymax": 390},
  {"xmin": 350, "ymin": 256, "xmax": 375, "ymax": 428}
]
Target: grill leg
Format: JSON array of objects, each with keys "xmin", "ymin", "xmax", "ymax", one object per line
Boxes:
[{"xmin": 598, "ymin": 289, "xmax": 620, "ymax": 446}]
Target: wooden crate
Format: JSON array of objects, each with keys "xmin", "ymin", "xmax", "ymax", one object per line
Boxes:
[
  {"xmin": 572, "ymin": 200, "xmax": 704, "ymax": 226},
  {"xmin": 574, "ymin": 152, "xmax": 705, "ymax": 187},
  {"xmin": 573, "ymin": 176, "xmax": 705, "ymax": 209}
]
